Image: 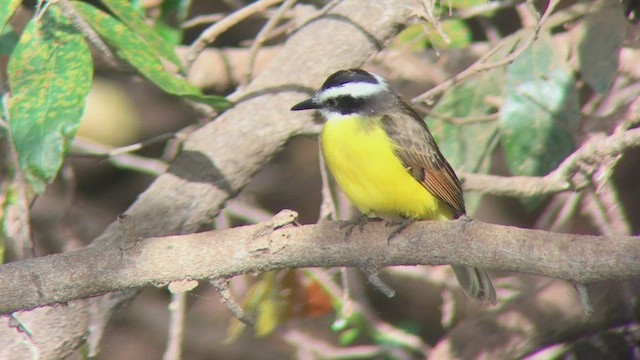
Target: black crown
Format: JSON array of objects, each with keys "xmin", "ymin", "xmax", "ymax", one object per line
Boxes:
[{"xmin": 321, "ymin": 69, "xmax": 379, "ymax": 91}]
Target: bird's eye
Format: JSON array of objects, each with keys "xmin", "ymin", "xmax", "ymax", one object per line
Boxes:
[{"xmin": 326, "ymin": 98, "xmax": 338, "ymax": 108}]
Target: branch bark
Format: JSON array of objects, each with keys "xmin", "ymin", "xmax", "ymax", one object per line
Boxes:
[{"xmin": 1, "ymin": 215, "xmax": 639, "ymax": 314}]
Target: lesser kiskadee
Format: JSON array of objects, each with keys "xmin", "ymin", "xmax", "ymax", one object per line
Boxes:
[{"xmin": 291, "ymin": 69, "xmax": 496, "ymax": 304}]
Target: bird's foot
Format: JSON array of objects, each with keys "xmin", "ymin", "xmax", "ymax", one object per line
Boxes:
[
  {"xmin": 384, "ymin": 218, "xmax": 416, "ymax": 243},
  {"xmin": 340, "ymin": 215, "xmax": 374, "ymax": 239}
]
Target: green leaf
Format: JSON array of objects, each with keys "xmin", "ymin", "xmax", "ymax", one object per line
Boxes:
[
  {"xmin": 0, "ymin": 175, "xmax": 16, "ymax": 263},
  {"xmin": 426, "ymin": 70, "xmax": 504, "ymax": 214},
  {"xmin": 395, "ymin": 18, "xmax": 472, "ymax": 51},
  {"xmin": 393, "ymin": 23, "xmax": 428, "ymax": 51},
  {"xmin": 0, "ymin": 0, "xmax": 21, "ymax": 32},
  {"xmin": 255, "ymin": 294, "xmax": 278, "ymax": 337},
  {"xmin": 153, "ymin": 19, "xmax": 182, "ymax": 45},
  {"xmin": 338, "ymin": 328, "xmax": 360, "ymax": 345},
  {"xmin": 447, "ymin": 0, "xmax": 488, "ymax": 9},
  {"xmin": 8, "ymin": 5, "xmax": 93, "ymax": 193},
  {"xmin": 0, "ymin": 24, "xmax": 18, "ymax": 55},
  {"xmin": 160, "ymin": 0, "xmax": 191, "ymax": 21},
  {"xmin": 499, "ymin": 33, "xmax": 579, "ymax": 208},
  {"xmin": 429, "ymin": 18, "xmax": 473, "ymax": 49},
  {"xmin": 573, "ymin": 0, "xmax": 626, "ymax": 93},
  {"xmin": 74, "ymin": 2, "xmax": 230, "ymax": 109},
  {"xmin": 100, "ymin": 0, "xmax": 183, "ymax": 69},
  {"xmin": 157, "ymin": 0, "xmax": 189, "ymax": 45},
  {"xmin": 129, "ymin": 0, "xmax": 188, "ymax": 45}
]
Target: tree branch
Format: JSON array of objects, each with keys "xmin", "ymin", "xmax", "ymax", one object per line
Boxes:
[
  {"xmin": 460, "ymin": 127, "xmax": 640, "ymax": 197},
  {"xmin": 1, "ymin": 216, "xmax": 638, "ymax": 314}
]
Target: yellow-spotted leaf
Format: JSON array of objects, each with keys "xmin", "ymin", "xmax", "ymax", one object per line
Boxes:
[
  {"xmin": 101, "ymin": 0, "xmax": 183, "ymax": 69},
  {"xmin": 74, "ymin": 2, "xmax": 229, "ymax": 109},
  {"xmin": 8, "ymin": 5, "xmax": 93, "ymax": 193},
  {"xmin": 0, "ymin": 0, "xmax": 20, "ymax": 32}
]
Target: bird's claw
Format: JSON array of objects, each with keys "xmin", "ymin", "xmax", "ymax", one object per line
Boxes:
[{"xmin": 340, "ymin": 215, "xmax": 370, "ymax": 239}]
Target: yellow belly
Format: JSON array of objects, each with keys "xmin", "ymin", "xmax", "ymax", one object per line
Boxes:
[{"xmin": 320, "ymin": 115, "xmax": 452, "ymax": 220}]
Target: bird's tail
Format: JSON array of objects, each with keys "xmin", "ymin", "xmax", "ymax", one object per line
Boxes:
[{"xmin": 451, "ymin": 265, "xmax": 496, "ymax": 305}]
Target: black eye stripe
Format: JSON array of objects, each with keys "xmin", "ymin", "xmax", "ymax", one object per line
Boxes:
[{"xmin": 324, "ymin": 95, "xmax": 366, "ymax": 113}]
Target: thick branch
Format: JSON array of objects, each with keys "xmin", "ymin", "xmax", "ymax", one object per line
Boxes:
[{"xmin": 1, "ymin": 217, "xmax": 638, "ymax": 314}]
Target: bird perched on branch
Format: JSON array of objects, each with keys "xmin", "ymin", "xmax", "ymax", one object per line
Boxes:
[{"xmin": 291, "ymin": 69, "xmax": 496, "ymax": 304}]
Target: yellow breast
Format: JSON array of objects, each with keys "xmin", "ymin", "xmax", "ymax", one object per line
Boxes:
[{"xmin": 320, "ymin": 115, "xmax": 452, "ymax": 220}]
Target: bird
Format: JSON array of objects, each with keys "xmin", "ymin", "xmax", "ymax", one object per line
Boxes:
[{"xmin": 290, "ymin": 68, "xmax": 496, "ymax": 304}]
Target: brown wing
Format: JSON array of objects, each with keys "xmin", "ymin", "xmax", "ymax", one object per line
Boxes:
[{"xmin": 380, "ymin": 106, "xmax": 466, "ymax": 218}]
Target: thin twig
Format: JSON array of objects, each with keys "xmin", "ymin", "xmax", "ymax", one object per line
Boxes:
[
  {"xmin": 534, "ymin": 192, "xmax": 581, "ymax": 232},
  {"xmin": 454, "ymin": 0, "xmax": 518, "ymax": 19},
  {"xmin": 581, "ymin": 181, "xmax": 631, "ymax": 237},
  {"xmin": 8, "ymin": 314, "xmax": 34, "ymax": 340},
  {"xmin": 573, "ymin": 283, "xmax": 593, "ymax": 317},
  {"xmin": 430, "ymin": 112, "xmax": 498, "ymax": 125},
  {"xmin": 162, "ymin": 292, "xmax": 186, "ymax": 360},
  {"xmin": 413, "ymin": 0, "xmax": 560, "ymax": 104},
  {"xmin": 412, "ymin": 37, "xmax": 513, "ymax": 104},
  {"xmin": 6, "ymin": 314, "xmax": 38, "ymax": 357},
  {"xmin": 536, "ymin": 0, "xmax": 561, "ymax": 32},
  {"xmin": 185, "ymin": 0, "xmax": 283, "ymax": 71},
  {"xmin": 517, "ymin": 0, "xmax": 539, "ymax": 28},
  {"xmin": 243, "ymin": 0, "xmax": 297, "ymax": 85},
  {"xmin": 224, "ymin": 200, "xmax": 273, "ymax": 224},
  {"xmin": 345, "ymin": 267, "xmax": 431, "ymax": 354},
  {"xmin": 461, "ymin": 127, "xmax": 640, "ymax": 197},
  {"xmin": 476, "ymin": 16, "xmax": 501, "ymax": 45},
  {"xmin": 339, "ymin": 268, "xmax": 351, "ymax": 320},
  {"xmin": 240, "ymin": 22, "xmax": 291, "ymax": 47},
  {"xmin": 70, "ymin": 138, "xmax": 169, "ymax": 176},
  {"xmin": 470, "ymin": 128, "xmax": 500, "ymax": 174},
  {"xmin": 305, "ymin": 268, "xmax": 428, "ymax": 356},
  {"xmin": 283, "ymin": 329, "xmax": 386, "ymax": 359},
  {"xmin": 359, "ymin": 261, "xmax": 395, "ymax": 298},
  {"xmin": 318, "ymin": 150, "xmax": 338, "ymax": 221},
  {"xmin": 80, "ymin": 133, "xmax": 176, "ymax": 158},
  {"xmin": 416, "ymin": 0, "xmax": 450, "ymax": 46},
  {"xmin": 180, "ymin": 13, "xmax": 224, "ymax": 29},
  {"xmin": 210, "ymin": 278, "xmax": 254, "ymax": 326},
  {"xmin": 592, "ymin": 178, "xmax": 631, "ymax": 236}
]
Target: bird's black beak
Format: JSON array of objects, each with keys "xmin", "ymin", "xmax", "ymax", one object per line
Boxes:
[{"xmin": 291, "ymin": 97, "xmax": 319, "ymax": 111}]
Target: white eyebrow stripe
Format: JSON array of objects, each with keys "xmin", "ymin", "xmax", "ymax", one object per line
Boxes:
[
  {"xmin": 371, "ymin": 73, "xmax": 387, "ymax": 84},
  {"xmin": 317, "ymin": 81, "xmax": 387, "ymax": 101}
]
